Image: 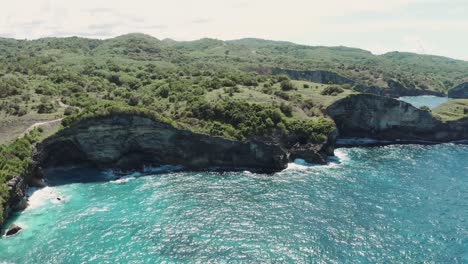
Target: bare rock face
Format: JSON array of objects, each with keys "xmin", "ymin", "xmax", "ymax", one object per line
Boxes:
[
  {"xmin": 353, "ymin": 80, "xmax": 445, "ymax": 98},
  {"xmin": 0, "ymin": 176, "xmax": 28, "ymax": 232},
  {"xmin": 32, "ymin": 114, "xmax": 290, "ymax": 174},
  {"xmin": 5, "ymin": 224, "xmax": 22, "ymax": 236},
  {"xmin": 448, "ymin": 83, "xmax": 468, "ymax": 99},
  {"xmin": 270, "ymin": 68, "xmax": 354, "ymax": 85},
  {"xmin": 326, "ymin": 94, "xmax": 468, "ymax": 142}
]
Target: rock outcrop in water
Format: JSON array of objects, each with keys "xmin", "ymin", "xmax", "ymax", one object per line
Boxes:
[
  {"xmin": 326, "ymin": 94, "xmax": 468, "ymax": 142},
  {"xmin": 448, "ymin": 83, "xmax": 468, "ymax": 99},
  {"xmin": 32, "ymin": 114, "xmax": 292, "ymax": 176},
  {"xmin": 5, "ymin": 224, "xmax": 22, "ymax": 236}
]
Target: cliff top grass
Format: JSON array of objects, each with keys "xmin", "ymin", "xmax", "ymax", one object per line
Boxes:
[
  {"xmin": 433, "ymin": 99, "xmax": 468, "ymax": 121},
  {"xmin": 61, "ymin": 100, "xmax": 335, "ymax": 145},
  {"xmin": 0, "ymin": 129, "xmax": 41, "ymax": 223},
  {"xmin": 61, "ymin": 101, "xmax": 177, "ymax": 128}
]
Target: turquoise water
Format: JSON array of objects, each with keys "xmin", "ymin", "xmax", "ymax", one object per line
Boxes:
[
  {"xmin": 1, "ymin": 145, "xmax": 467, "ymax": 263},
  {"xmin": 398, "ymin": 96, "xmax": 451, "ymax": 109}
]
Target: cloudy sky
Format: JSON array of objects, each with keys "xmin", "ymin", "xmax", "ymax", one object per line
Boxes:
[{"xmin": 1, "ymin": 0, "xmax": 467, "ymax": 60}]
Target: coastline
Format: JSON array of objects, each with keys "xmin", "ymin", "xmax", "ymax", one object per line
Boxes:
[{"xmin": 336, "ymin": 138, "xmax": 468, "ymax": 148}]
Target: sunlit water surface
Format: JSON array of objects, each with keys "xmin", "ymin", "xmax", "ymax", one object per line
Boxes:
[
  {"xmin": 1, "ymin": 145, "xmax": 467, "ymax": 263},
  {"xmin": 398, "ymin": 95, "xmax": 451, "ymax": 109}
]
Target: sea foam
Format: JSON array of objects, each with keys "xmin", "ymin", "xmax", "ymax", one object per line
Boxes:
[{"xmin": 26, "ymin": 186, "xmax": 64, "ymax": 210}]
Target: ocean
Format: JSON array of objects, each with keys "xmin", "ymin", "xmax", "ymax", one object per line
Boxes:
[{"xmin": 1, "ymin": 144, "xmax": 467, "ymax": 263}]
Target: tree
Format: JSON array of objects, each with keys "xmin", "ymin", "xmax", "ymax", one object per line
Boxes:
[
  {"xmin": 37, "ymin": 102, "xmax": 57, "ymax": 114},
  {"xmin": 280, "ymin": 80, "xmax": 296, "ymax": 91},
  {"xmin": 321, "ymin": 86, "xmax": 344, "ymax": 96},
  {"xmin": 0, "ymin": 74, "xmax": 26, "ymax": 98},
  {"xmin": 64, "ymin": 106, "xmax": 78, "ymax": 116},
  {"xmin": 280, "ymin": 102, "xmax": 293, "ymax": 116}
]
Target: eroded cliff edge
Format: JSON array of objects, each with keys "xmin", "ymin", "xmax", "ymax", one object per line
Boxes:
[
  {"xmin": 326, "ymin": 94, "xmax": 468, "ymax": 142},
  {"xmin": 31, "ymin": 114, "xmax": 292, "ymax": 175}
]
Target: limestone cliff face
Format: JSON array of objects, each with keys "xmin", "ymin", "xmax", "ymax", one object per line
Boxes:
[
  {"xmin": 353, "ymin": 80, "xmax": 445, "ymax": 98},
  {"xmin": 0, "ymin": 176, "xmax": 28, "ymax": 232},
  {"xmin": 448, "ymin": 83, "xmax": 468, "ymax": 99},
  {"xmin": 326, "ymin": 94, "xmax": 468, "ymax": 142},
  {"xmin": 32, "ymin": 114, "xmax": 290, "ymax": 174}
]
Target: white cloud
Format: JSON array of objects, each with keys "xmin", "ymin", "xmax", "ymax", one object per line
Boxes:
[{"xmin": 0, "ymin": 0, "xmax": 466, "ymax": 60}]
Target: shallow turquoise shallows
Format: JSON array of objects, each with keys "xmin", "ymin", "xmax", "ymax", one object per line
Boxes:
[
  {"xmin": 1, "ymin": 144, "xmax": 467, "ymax": 263},
  {"xmin": 398, "ymin": 95, "xmax": 451, "ymax": 109}
]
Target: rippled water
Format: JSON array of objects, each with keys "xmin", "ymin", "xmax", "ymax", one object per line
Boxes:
[
  {"xmin": 398, "ymin": 95, "xmax": 451, "ymax": 109},
  {"xmin": 1, "ymin": 145, "xmax": 467, "ymax": 263}
]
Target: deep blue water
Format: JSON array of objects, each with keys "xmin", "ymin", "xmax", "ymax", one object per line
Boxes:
[
  {"xmin": 1, "ymin": 145, "xmax": 467, "ymax": 263},
  {"xmin": 398, "ymin": 96, "xmax": 451, "ymax": 109}
]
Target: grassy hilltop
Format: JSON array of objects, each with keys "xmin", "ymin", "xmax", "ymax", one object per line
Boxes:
[{"xmin": 1, "ymin": 33, "xmax": 468, "ymax": 145}]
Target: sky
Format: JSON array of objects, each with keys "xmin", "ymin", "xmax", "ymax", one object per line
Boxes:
[{"xmin": 0, "ymin": 0, "xmax": 467, "ymax": 60}]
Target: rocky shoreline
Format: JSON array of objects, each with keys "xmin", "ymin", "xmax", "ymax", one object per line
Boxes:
[
  {"xmin": 2, "ymin": 93, "xmax": 467, "ymax": 236},
  {"xmin": 327, "ymin": 94, "xmax": 468, "ymax": 142}
]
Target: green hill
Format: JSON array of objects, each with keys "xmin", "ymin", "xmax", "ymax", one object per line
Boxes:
[{"xmin": 1, "ymin": 33, "xmax": 468, "ymax": 144}]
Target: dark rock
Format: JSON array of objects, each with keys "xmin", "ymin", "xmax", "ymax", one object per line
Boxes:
[
  {"xmin": 289, "ymin": 144, "xmax": 328, "ymax": 164},
  {"xmin": 326, "ymin": 94, "xmax": 468, "ymax": 142},
  {"xmin": 13, "ymin": 197, "xmax": 28, "ymax": 211},
  {"xmin": 448, "ymin": 83, "xmax": 468, "ymax": 99},
  {"xmin": 353, "ymin": 80, "xmax": 445, "ymax": 98},
  {"xmin": 0, "ymin": 175, "xmax": 29, "ymax": 232},
  {"xmin": 270, "ymin": 68, "xmax": 354, "ymax": 85},
  {"xmin": 5, "ymin": 224, "xmax": 22, "ymax": 236},
  {"xmin": 32, "ymin": 114, "xmax": 290, "ymax": 175}
]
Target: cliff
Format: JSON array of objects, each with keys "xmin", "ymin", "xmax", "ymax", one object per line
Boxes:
[
  {"xmin": 268, "ymin": 68, "xmax": 354, "ymax": 85},
  {"xmin": 326, "ymin": 94, "xmax": 468, "ymax": 142},
  {"xmin": 1, "ymin": 113, "xmax": 339, "ymax": 234},
  {"xmin": 448, "ymin": 83, "xmax": 468, "ymax": 99},
  {"xmin": 31, "ymin": 114, "xmax": 291, "ymax": 176},
  {"xmin": 0, "ymin": 176, "xmax": 28, "ymax": 232},
  {"xmin": 354, "ymin": 80, "xmax": 445, "ymax": 98}
]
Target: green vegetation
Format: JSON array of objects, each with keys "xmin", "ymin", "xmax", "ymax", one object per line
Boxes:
[
  {"xmin": 419, "ymin": 105, "xmax": 431, "ymax": 112},
  {"xmin": 0, "ymin": 33, "xmax": 366, "ymax": 147},
  {"xmin": 2, "ymin": 33, "xmax": 463, "ymax": 146},
  {"xmin": 433, "ymin": 99, "xmax": 468, "ymax": 121},
  {"xmin": 0, "ymin": 130, "xmax": 41, "ymax": 223},
  {"xmin": 1, "ymin": 33, "xmax": 468, "ymax": 229},
  {"xmin": 321, "ymin": 86, "xmax": 344, "ymax": 96},
  {"xmin": 61, "ymin": 102, "xmax": 175, "ymax": 128}
]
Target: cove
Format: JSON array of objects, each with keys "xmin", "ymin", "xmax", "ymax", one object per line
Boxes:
[
  {"xmin": 398, "ymin": 95, "xmax": 451, "ymax": 109},
  {"xmin": 1, "ymin": 144, "xmax": 467, "ymax": 263}
]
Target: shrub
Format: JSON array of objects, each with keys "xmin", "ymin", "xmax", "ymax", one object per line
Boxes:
[
  {"xmin": 0, "ymin": 74, "xmax": 26, "ymax": 98},
  {"xmin": 64, "ymin": 106, "xmax": 78, "ymax": 116},
  {"xmin": 280, "ymin": 80, "xmax": 296, "ymax": 91},
  {"xmin": 420, "ymin": 105, "xmax": 431, "ymax": 112},
  {"xmin": 279, "ymin": 102, "xmax": 293, "ymax": 117},
  {"xmin": 0, "ymin": 130, "xmax": 41, "ymax": 223},
  {"xmin": 321, "ymin": 86, "xmax": 344, "ymax": 96},
  {"xmin": 274, "ymin": 90, "xmax": 290, "ymax": 100},
  {"xmin": 276, "ymin": 75, "xmax": 290, "ymax": 82},
  {"xmin": 37, "ymin": 102, "xmax": 57, "ymax": 114}
]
